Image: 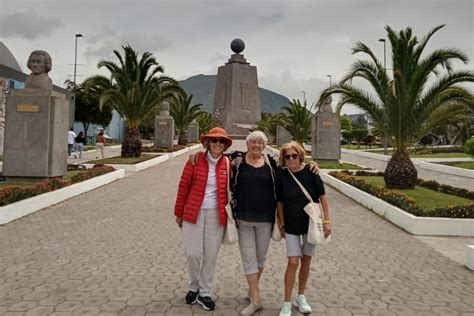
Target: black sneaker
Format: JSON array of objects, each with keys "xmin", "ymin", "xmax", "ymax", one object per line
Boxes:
[
  {"xmin": 197, "ymin": 295, "xmax": 216, "ymax": 311},
  {"xmin": 185, "ymin": 290, "xmax": 199, "ymax": 305}
]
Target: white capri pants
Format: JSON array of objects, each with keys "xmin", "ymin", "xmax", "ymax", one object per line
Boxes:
[
  {"xmin": 237, "ymin": 220, "xmax": 272, "ymax": 275},
  {"xmin": 182, "ymin": 208, "xmax": 224, "ymax": 297}
]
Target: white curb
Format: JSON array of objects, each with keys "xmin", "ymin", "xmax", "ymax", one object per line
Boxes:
[
  {"xmin": 467, "ymin": 245, "xmax": 474, "ymax": 270},
  {"xmin": 81, "ymin": 144, "xmax": 202, "ymax": 173},
  {"xmin": 0, "ymin": 169, "xmax": 125, "ymax": 225},
  {"xmin": 321, "ymin": 173, "xmax": 474, "ymax": 237},
  {"xmin": 418, "ymin": 161, "xmax": 474, "ymax": 178}
]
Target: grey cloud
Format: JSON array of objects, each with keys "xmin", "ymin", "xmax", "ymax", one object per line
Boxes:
[
  {"xmin": 85, "ymin": 32, "xmax": 172, "ymax": 62},
  {"xmin": 0, "ymin": 9, "xmax": 64, "ymax": 39}
]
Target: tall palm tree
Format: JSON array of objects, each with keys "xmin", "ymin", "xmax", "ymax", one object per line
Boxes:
[
  {"xmin": 84, "ymin": 45, "xmax": 181, "ymax": 157},
  {"xmin": 279, "ymin": 99, "xmax": 316, "ymax": 144},
  {"xmin": 318, "ymin": 25, "xmax": 474, "ymax": 189},
  {"xmin": 169, "ymin": 93, "xmax": 203, "ymax": 145}
]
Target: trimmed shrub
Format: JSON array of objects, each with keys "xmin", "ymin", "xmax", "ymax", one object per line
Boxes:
[
  {"xmin": 464, "ymin": 139, "xmax": 474, "ymax": 157},
  {"xmin": 0, "ymin": 165, "xmax": 115, "ymax": 206},
  {"xmin": 328, "ymin": 171, "xmax": 474, "ymax": 218}
]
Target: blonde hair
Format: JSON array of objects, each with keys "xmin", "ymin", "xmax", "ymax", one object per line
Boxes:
[{"xmin": 279, "ymin": 141, "xmax": 306, "ymax": 167}]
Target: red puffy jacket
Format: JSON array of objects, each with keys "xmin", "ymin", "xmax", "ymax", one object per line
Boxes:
[{"xmin": 174, "ymin": 152, "xmax": 229, "ymax": 225}]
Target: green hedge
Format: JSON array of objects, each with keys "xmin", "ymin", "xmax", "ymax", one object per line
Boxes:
[
  {"xmin": 329, "ymin": 170, "xmax": 473, "ymax": 218},
  {"xmin": 0, "ymin": 165, "xmax": 115, "ymax": 206}
]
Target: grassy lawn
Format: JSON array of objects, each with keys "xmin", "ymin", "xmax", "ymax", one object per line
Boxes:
[
  {"xmin": 367, "ymin": 150, "xmax": 469, "ymax": 158},
  {"xmin": 88, "ymin": 154, "xmax": 159, "ymax": 165},
  {"xmin": 357, "ymin": 176, "xmax": 473, "ymax": 211},
  {"xmin": 441, "ymin": 161, "xmax": 474, "ymax": 170}
]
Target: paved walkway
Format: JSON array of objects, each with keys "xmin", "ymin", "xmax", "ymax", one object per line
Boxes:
[{"xmin": 1, "ymin": 141, "xmax": 473, "ymax": 315}]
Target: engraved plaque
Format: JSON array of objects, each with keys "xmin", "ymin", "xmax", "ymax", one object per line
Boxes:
[
  {"xmin": 17, "ymin": 104, "xmax": 39, "ymax": 112},
  {"xmin": 322, "ymin": 120, "xmax": 334, "ymax": 127}
]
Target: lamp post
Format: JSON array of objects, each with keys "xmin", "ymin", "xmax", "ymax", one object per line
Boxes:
[
  {"xmin": 378, "ymin": 38, "xmax": 386, "ymax": 70},
  {"xmin": 301, "ymin": 90, "xmax": 306, "ymax": 104},
  {"xmin": 73, "ymin": 34, "xmax": 83, "ymax": 84},
  {"xmin": 326, "ymin": 74, "xmax": 332, "ymax": 90},
  {"xmin": 379, "ymin": 38, "xmax": 391, "ymax": 155}
]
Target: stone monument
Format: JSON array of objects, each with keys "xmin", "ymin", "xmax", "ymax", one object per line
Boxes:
[
  {"xmin": 187, "ymin": 119, "xmax": 199, "ymax": 143},
  {"xmin": 3, "ymin": 50, "xmax": 70, "ymax": 180},
  {"xmin": 154, "ymin": 101, "xmax": 174, "ymax": 148},
  {"xmin": 276, "ymin": 125, "xmax": 292, "ymax": 146},
  {"xmin": 213, "ymin": 38, "xmax": 261, "ymax": 135},
  {"xmin": 311, "ymin": 96, "xmax": 341, "ymax": 162}
]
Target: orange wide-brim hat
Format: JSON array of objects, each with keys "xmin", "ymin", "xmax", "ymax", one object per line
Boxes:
[{"xmin": 200, "ymin": 127, "xmax": 233, "ymax": 148}]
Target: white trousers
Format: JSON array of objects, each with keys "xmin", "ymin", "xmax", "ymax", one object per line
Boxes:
[{"xmin": 182, "ymin": 207, "xmax": 224, "ymax": 297}]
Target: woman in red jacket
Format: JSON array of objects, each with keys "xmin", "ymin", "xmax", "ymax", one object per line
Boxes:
[{"xmin": 174, "ymin": 127, "xmax": 232, "ymax": 311}]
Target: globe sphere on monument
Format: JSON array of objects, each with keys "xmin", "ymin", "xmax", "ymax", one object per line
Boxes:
[{"xmin": 230, "ymin": 38, "xmax": 245, "ymax": 54}]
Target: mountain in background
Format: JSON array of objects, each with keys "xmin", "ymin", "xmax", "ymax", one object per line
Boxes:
[{"xmin": 178, "ymin": 74, "xmax": 291, "ymax": 114}]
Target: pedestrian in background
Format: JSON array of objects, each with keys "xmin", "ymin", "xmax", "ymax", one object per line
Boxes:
[
  {"xmin": 67, "ymin": 128, "xmax": 76, "ymax": 157},
  {"xmin": 95, "ymin": 130, "xmax": 106, "ymax": 159},
  {"xmin": 75, "ymin": 131, "xmax": 86, "ymax": 159}
]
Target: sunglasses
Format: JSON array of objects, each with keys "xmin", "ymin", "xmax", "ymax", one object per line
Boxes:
[
  {"xmin": 210, "ymin": 138, "xmax": 226, "ymax": 144},
  {"xmin": 284, "ymin": 153, "xmax": 299, "ymax": 160}
]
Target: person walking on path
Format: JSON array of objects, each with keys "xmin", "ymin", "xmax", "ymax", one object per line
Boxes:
[
  {"xmin": 174, "ymin": 127, "xmax": 233, "ymax": 311},
  {"xmin": 67, "ymin": 128, "xmax": 76, "ymax": 157},
  {"xmin": 95, "ymin": 129, "xmax": 106, "ymax": 159},
  {"xmin": 74, "ymin": 131, "xmax": 86, "ymax": 159},
  {"xmin": 276, "ymin": 141, "xmax": 331, "ymax": 316}
]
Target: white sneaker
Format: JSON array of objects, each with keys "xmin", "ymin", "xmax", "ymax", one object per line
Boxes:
[
  {"xmin": 279, "ymin": 302, "xmax": 292, "ymax": 316},
  {"xmin": 292, "ymin": 294, "xmax": 312, "ymax": 314}
]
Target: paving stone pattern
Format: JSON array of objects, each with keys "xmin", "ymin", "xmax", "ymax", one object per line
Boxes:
[{"xmin": 0, "ymin": 142, "xmax": 473, "ymax": 315}]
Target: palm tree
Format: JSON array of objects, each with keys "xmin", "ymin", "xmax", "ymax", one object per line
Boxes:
[
  {"xmin": 84, "ymin": 45, "xmax": 181, "ymax": 157},
  {"xmin": 318, "ymin": 25, "xmax": 474, "ymax": 189},
  {"xmin": 196, "ymin": 112, "xmax": 219, "ymax": 135},
  {"xmin": 256, "ymin": 112, "xmax": 280, "ymax": 142},
  {"xmin": 279, "ymin": 99, "xmax": 316, "ymax": 144},
  {"xmin": 169, "ymin": 93, "xmax": 203, "ymax": 145}
]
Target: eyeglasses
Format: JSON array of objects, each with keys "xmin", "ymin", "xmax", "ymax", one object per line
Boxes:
[
  {"xmin": 284, "ymin": 153, "xmax": 299, "ymax": 160},
  {"xmin": 210, "ymin": 138, "xmax": 226, "ymax": 144}
]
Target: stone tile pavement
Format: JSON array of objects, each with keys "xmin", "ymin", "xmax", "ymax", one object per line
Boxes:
[{"xmin": 0, "ymin": 141, "xmax": 473, "ymax": 315}]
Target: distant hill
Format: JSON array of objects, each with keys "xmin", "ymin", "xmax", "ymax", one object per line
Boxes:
[{"xmin": 178, "ymin": 74, "xmax": 290, "ymax": 114}]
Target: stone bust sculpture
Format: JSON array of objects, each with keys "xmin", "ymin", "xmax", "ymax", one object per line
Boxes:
[
  {"xmin": 25, "ymin": 50, "xmax": 53, "ymax": 89},
  {"xmin": 319, "ymin": 95, "xmax": 333, "ymax": 113}
]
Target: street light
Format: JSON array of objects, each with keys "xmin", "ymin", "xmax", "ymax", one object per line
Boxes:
[
  {"xmin": 74, "ymin": 34, "xmax": 83, "ymax": 84},
  {"xmin": 301, "ymin": 90, "xmax": 306, "ymax": 103},
  {"xmin": 326, "ymin": 74, "xmax": 332, "ymax": 89},
  {"xmin": 378, "ymin": 38, "xmax": 386, "ymax": 70}
]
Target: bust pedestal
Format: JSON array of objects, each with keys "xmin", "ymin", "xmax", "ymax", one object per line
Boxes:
[{"xmin": 3, "ymin": 89, "xmax": 70, "ymax": 180}]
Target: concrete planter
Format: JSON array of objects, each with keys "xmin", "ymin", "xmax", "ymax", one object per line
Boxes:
[
  {"xmin": 418, "ymin": 161, "xmax": 474, "ymax": 178},
  {"xmin": 0, "ymin": 169, "xmax": 125, "ymax": 225},
  {"xmin": 321, "ymin": 172, "xmax": 474, "ymax": 237}
]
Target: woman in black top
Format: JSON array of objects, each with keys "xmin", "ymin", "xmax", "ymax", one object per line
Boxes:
[
  {"xmin": 75, "ymin": 131, "xmax": 86, "ymax": 159},
  {"xmin": 276, "ymin": 141, "xmax": 331, "ymax": 316},
  {"xmin": 231, "ymin": 131, "xmax": 277, "ymax": 315}
]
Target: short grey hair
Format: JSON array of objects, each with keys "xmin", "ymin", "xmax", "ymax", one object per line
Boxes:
[{"xmin": 246, "ymin": 130, "xmax": 268, "ymax": 145}]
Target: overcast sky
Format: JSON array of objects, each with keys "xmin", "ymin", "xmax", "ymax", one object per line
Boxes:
[{"xmin": 1, "ymin": 0, "xmax": 473, "ymax": 114}]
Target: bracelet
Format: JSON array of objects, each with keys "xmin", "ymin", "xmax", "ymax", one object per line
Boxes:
[{"xmin": 323, "ymin": 220, "xmax": 331, "ymax": 224}]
